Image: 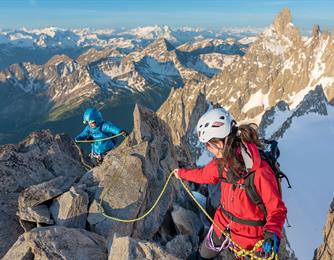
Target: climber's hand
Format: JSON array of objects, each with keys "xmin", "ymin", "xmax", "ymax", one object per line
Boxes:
[
  {"xmin": 173, "ymin": 169, "xmax": 181, "ymax": 179},
  {"xmin": 121, "ymin": 130, "xmax": 129, "ymax": 137}
]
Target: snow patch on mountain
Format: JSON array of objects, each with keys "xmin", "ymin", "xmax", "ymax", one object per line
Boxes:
[
  {"xmin": 242, "ymin": 90, "xmax": 269, "ymax": 113},
  {"xmin": 139, "ymin": 56, "xmax": 180, "ymax": 76},
  {"xmin": 264, "ymin": 106, "xmax": 293, "ymax": 138},
  {"xmin": 238, "ymin": 36, "xmax": 258, "ymax": 45},
  {"xmin": 121, "ymin": 25, "xmax": 176, "ymax": 42},
  {"xmin": 262, "ymin": 27, "xmax": 293, "ymax": 55},
  {"xmin": 200, "ymin": 53, "xmax": 234, "ymax": 71},
  {"xmin": 308, "ymin": 37, "xmax": 329, "ymax": 85}
]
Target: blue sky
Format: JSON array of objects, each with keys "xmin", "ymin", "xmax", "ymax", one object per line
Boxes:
[{"xmin": 0, "ymin": 0, "xmax": 333, "ymax": 31}]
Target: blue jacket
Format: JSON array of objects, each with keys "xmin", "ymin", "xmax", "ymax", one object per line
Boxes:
[{"xmin": 75, "ymin": 121, "xmax": 122, "ymax": 155}]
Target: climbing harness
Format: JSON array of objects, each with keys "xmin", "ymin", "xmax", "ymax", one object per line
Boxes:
[{"xmin": 96, "ymin": 170, "xmax": 278, "ymax": 260}]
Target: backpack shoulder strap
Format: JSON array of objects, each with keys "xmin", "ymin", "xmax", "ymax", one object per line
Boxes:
[{"xmin": 244, "ymin": 171, "xmax": 267, "ymax": 219}]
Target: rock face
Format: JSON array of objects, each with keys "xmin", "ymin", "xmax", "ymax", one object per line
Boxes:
[
  {"xmin": 157, "ymin": 83, "xmax": 208, "ymax": 163},
  {"xmin": 158, "ymin": 7, "xmax": 334, "ymax": 136},
  {"xmin": 18, "ymin": 176, "xmax": 75, "ymax": 224},
  {"xmin": 314, "ymin": 198, "xmax": 334, "ymax": 260},
  {"xmin": 2, "ymin": 104, "xmax": 204, "ymax": 259},
  {"xmin": 3, "ymin": 226, "xmax": 107, "ymax": 260},
  {"xmin": 50, "ymin": 186, "xmax": 89, "ymax": 228},
  {"xmin": 109, "ymin": 235, "xmax": 180, "ymax": 260},
  {"xmin": 171, "ymin": 204, "xmax": 203, "ymax": 239},
  {"xmin": 83, "ymin": 104, "xmax": 190, "ymax": 243},
  {"xmin": 0, "ymin": 130, "xmax": 86, "ymax": 257}
]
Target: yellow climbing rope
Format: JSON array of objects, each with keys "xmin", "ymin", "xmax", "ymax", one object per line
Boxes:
[
  {"xmin": 74, "ymin": 133, "xmax": 127, "ymax": 170},
  {"xmin": 97, "ymin": 170, "xmax": 279, "ymax": 260},
  {"xmin": 74, "ymin": 135, "xmax": 277, "ymax": 259},
  {"xmin": 75, "ymin": 132, "xmax": 124, "ymax": 143},
  {"xmin": 97, "ymin": 170, "xmax": 175, "ymax": 223}
]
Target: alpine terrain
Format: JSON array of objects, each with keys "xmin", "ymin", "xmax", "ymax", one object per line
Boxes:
[{"xmin": 0, "ymin": 7, "xmax": 333, "ymax": 260}]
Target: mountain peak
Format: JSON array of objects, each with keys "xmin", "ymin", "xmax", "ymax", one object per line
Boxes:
[
  {"xmin": 272, "ymin": 8, "xmax": 292, "ymax": 34},
  {"xmin": 271, "ymin": 8, "xmax": 300, "ymax": 42},
  {"xmin": 142, "ymin": 37, "xmax": 175, "ymax": 59},
  {"xmin": 46, "ymin": 54, "xmax": 73, "ymax": 66},
  {"xmin": 312, "ymin": 24, "xmax": 321, "ymax": 38},
  {"xmin": 155, "ymin": 37, "xmax": 175, "ymax": 51}
]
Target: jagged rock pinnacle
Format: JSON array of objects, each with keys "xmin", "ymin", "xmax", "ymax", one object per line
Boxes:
[
  {"xmin": 312, "ymin": 24, "xmax": 321, "ymax": 38},
  {"xmin": 272, "ymin": 7, "xmax": 293, "ymax": 34},
  {"xmin": 271, "ymin": 7, "xmax": 301, "ymax": 43}
]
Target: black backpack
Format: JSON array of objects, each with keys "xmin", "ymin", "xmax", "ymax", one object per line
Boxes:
[{"xmin": 218, "ymin": 140, "xmax": 291, "ymax": 227}]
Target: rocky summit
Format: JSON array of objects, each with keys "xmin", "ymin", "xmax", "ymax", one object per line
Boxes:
[
  {"xmin": 0, "ymin": 105, "xmax": 203, "ymax": 259},
  {"xmin": 1, "ymin": 103, "xmax": 298, "ymax": 259},
  {"xmin": 0, "ymin": 130, "xmax": 86, "ymax": 257}
]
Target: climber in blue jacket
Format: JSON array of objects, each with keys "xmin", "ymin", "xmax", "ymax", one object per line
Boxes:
[{"xmin": 75, "ymin": 108, "xmax": 128, "ymax": 164}]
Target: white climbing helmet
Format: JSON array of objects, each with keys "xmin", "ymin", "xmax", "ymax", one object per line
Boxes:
[{"xmin": 196, "ymin": 108, "xmax": 234, "ymax": 143}]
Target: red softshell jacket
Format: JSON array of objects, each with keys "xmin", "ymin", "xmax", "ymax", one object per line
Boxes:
[{"xmin": 178, "ymin": 142, "xmax": 287, "ymax": 250}]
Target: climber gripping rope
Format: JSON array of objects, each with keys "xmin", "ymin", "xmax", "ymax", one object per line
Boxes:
[
  {"xmin": 75, "ymin": 108, "xmax": 128, "ymax": 165},
  {"xmin": 174, "ymin": 108, "xmax": 287, "ymax": 259}
]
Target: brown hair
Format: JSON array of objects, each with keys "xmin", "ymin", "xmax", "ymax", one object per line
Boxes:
[{"xmin": 211, "ymin": 123, "xmax": 262, "ymax": 182}]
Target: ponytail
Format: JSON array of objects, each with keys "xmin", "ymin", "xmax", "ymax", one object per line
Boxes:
[
  {"xmin": 237, "ymin": 123, "xmax": 262, "ymax": 147},
  {"xmin": 214, "ymin": 122, "xmax": 262, "ymax": 182}
]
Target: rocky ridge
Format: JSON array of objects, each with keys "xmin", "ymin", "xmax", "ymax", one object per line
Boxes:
[
  {"xmin": 1, "ymin": 102, "xmax": 300, "ymax": 259},
  {"xmin": 314, "ymin": 198, "xmax": 334, "ymax": 260},
  {"xmin": 157, "ymin": 8, "xmax": 334, "ymax": 163},
  {"xmin": 0, "ymin": 130, "xmax": 86, "ymax": 257},
  {"xmin": 1, "ymin": 105, "xmax": 205, "ymax": 259}
]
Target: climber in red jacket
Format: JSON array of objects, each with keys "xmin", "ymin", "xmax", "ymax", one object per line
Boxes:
[{"xmin": 174, "ymin": 108, "xmax": 287, "ymax": 259}]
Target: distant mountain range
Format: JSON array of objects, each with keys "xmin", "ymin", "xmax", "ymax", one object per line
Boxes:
[
  {"xmin": 0, "ymin": 25, "xmax": 262, "ymax": 48},
  {"xmin": 0, "ymin": 26, "xmax": 260, "ymax": 70},
  {"xmin": 0, "ymin": 29, "xmax": 250, "ymax": 145}
]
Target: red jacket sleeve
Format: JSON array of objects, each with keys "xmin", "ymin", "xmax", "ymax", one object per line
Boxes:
[
  {"xmin": 254, "ymin": 164, "xmax": 287, "ymax": 238},
  {"xmin": 178, "ymin": 159, "xmax": 220, "ymax": 184}
]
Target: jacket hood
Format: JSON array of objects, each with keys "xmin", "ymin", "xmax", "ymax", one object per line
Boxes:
[
  {"xmin": 83, "ymin": 108, "xmax": 103, "ymax": 125},
  {"xmin": 239, "ymin": 142, "xmax": 261, "ymax": 172}
]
